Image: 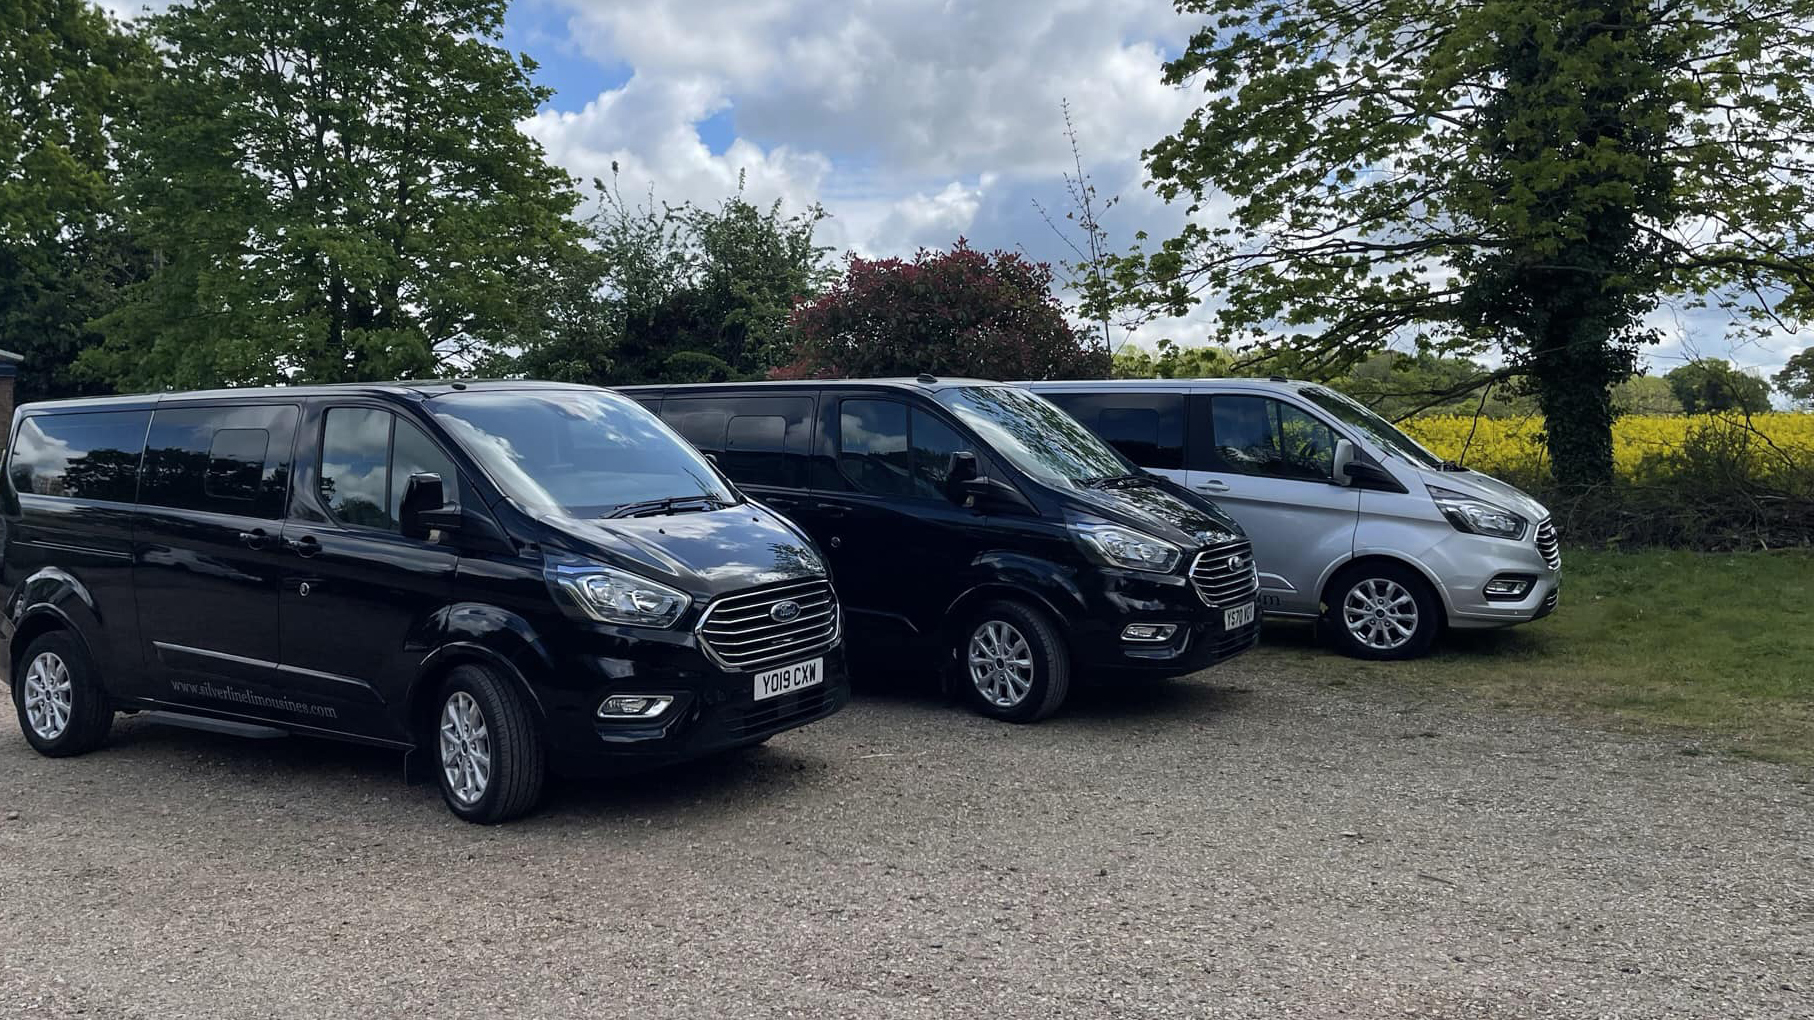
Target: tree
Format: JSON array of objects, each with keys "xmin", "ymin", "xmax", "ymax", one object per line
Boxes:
[
  {"xmin": 1664, "ymin": 358, "xmax": 1772, "ymax": 413},
  {"xmin": 1111, "ymin": 339, "xmax": 1234, "ymax": 379},
  {"xmin": 517, "ymin": 172, "xmax": 833, "ymax": 385},
  {"xmin": 1774, "ymin": 348, "xmax": 1814, "ymax": 409},
  {"xmin": 1611, "ymin": 374, "xmax": 1683, "ymax": 415},
  {"xmin": 85, "ymin": 0, "xmax": 587, "ymax": 390},
  {"xmin": 1112, "ymin": 1, "xmax": 1814, "ymax": 488},
  {"xmin": 1, "ymin": 0, "xmax": 150, "ymax": 401},
  {"xmin": 778, "ymin": 241, "xmax": 1109, "ymax": 381}
]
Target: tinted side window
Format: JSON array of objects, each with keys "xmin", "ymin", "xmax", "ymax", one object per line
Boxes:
[
  {"xmin": 320, "ymin": 408, "xmax": 394, "ymax": 529},
  {"xmin": 724, "ymin": 414, "xmax": 788, "ymax": 487},
  {"xmin": 388, "ymin": 418, "xmax": 459, "ymax": 520},
  {"xmin": 909, "ymin": 409, "xmax": 969, "ymax": 498},
  {"xmin": 837, "ymin": 399, "xmax": 911, "ymax": 496},
  {"xmin": 1041, "ymin": 392, "xmax": 1184, "ymax": 471},
  {"xmin": 141, "ymin": 405, "xmax": 299, "ymax": 519},
  {"xmin": 8, "ymin": 410, "xmax": 150, "ymax": 502},
  {"xmin": 1208, "ymin": 396, "xmax": 1337, "ymax": 481}
]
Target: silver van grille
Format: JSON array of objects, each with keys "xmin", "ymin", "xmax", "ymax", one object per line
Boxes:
[
  {"xmin": 1535, "ymin": 519, "xmax": 1561, "ymax": 570},
  {"xmin": 697, "ymin": 578, "xmax": 839, "ymax": 673},
  {"xmin": 1190, "ymin": 541, "xmax": 1259, "ymax": 608}
]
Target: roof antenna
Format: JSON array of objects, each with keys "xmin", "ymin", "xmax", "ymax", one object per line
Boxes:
[{"xmin": 916, "ymin": 372, "xmax": 937, "ymax": 383}]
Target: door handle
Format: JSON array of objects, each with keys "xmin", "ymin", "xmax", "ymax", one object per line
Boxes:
[
  {"xmin": 237, "ymin": 528, "xmax": 271, "ymax": 550},
  {"xmin": 288, "ymin": 534, "xmax": 321, "ymax": 558},
  {"xmin": 813, "ymin": 503, "xmax": 847, "ymax": 519},
  {"xmin": 1195, "ymin": 480, "xmax": 1230, "ymax": 493}
]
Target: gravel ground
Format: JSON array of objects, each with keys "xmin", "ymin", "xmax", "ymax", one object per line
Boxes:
[{"xmin": 2, "ymin": 657, "xmax": 1810, "ymax": 1020}]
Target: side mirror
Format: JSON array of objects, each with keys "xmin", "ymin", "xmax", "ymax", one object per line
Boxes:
[
  {"xmin": 1332, "ymin": 438, "xmax": 1355, "ymax": 486},
  {"xmin": 1342, "ymin": 460, "xmax": 1403, "ymax": 492},
  {"xmin": 956, "ymin": 476, "xmax": 1035, "ymax": 515},
  {"xmin": 400, "ymin": 472, "xmax": 462, "ymax": 540},
  {"xmin": 944, "ymin": 451, "xmax": 979, "ymax": 500}
]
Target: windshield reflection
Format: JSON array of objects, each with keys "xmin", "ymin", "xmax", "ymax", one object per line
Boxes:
[
  {"xmin": 430, "ymin": 390, "xmax": 736, "ymax": 518},
  {"xmin": 1297, "ymin": 385, "xmax": 1443, "ymax": 470},
  {"xmin": 937, "ymin": 386, "xmax": 1130, "ymax": 488}
]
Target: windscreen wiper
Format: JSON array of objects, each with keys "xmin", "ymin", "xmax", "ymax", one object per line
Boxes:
[
  {"xmin": 604, "ymin": 496, "xmax": 731, "ymax": 519},
  {"xmin": 1081, "ymin": 472, "xmax": 1152, "ymax": 489}
]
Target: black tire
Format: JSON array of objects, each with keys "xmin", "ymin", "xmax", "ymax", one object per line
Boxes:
[
  {"xmin": 956, "ymin": 600, "xmax": 1071, "ymax": 723},
  {"xmin": 11, "ymin": 631, "xmax": 113, "ymax": 757},
  {"xmin": 1322, "ymin": 562, "xmax": 1441, "ymax": 660},
  {"xmin": 432, "ymin": 664, "xmax": 545, "ymax": 824}
]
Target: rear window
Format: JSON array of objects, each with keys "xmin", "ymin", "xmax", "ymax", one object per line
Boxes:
[{"xmin": 8, "ymin": 410, "xmax": 151, "ymax": 502}]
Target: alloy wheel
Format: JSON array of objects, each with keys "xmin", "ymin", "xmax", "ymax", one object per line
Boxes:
[
  {"xmin": 439, "ymin": 691, "xmax": 492, "ymax": 806},
  {"xmin": 21, "ymin": 651, "xmax": 73, "ymax": 741},
  {"xmin": 968, "ymin": 620, "xmax": 1034, "ymax": 708},
  {"xmin": 1342, "ymin": 578, "xmax": 1419, "ymax": 651}
]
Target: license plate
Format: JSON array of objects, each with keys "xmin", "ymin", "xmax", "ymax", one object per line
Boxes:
[
  {"xmin": 1224, "ymin": 602, "xmax": 1257, "ymax": 630},
  {"xmin": 753, "ymin": 658, "xmax": 824, "ymax": 701}
]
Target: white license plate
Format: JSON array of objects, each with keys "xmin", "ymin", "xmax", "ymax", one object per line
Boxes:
[
  {"xmin": 753, "ymin": 658, "xmax": 824, "ymax": 701},
  {"xmin": 1224, "ymin": 602, "xmax": 1257, "ymax": 630}
]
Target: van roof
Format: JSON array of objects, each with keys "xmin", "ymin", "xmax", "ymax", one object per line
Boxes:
[
  {"xmin": 16, "ymin": 379, "xmax": 603, "ymax": 414},
  {"xmin": 616, "ymin": 377, "xmax": 999, "ymax": 397}
]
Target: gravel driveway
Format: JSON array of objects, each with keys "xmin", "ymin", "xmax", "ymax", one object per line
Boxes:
[{"xmin": 2, "ymin": 656, "xmax": 1810, "ymax": 1019}]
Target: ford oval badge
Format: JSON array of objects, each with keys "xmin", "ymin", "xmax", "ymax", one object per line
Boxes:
[{"xmin": 770, "ymin": 600, "xmax": 802, "ymax": 623}]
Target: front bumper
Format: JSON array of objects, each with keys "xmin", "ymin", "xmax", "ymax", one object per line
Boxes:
[
  {"xmin": 1429, "ymin": 530, "xmax": 1562, "ymax": 629},
  {"xmin": 1066, "ymin": 568, "xmax": 1260, "ymax": 677},
  {"xmin": 538, "ymin": 647, "xmax": 851, "ymax": 777}
]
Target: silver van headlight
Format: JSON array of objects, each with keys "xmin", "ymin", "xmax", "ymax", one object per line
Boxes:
[
  {"xmin": 1427, "ymin": 485, "xmax": 1527, "ymax": 540},
  {"xmin": 546, "ymin": 556, "xmax": 690, "ymax": 628}
]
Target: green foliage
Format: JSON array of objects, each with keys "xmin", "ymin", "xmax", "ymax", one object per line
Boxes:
[
  {"xmin": 1774, "ymin": 348, "xmax": 1814, "ymax": 408},
  {"xmin": 1610, "ymin": 374, "xmax": 1683, "ymax": 416},
  {"xmin": 1110, "ymin": 339, "xmax": 1233, "ymax": 379},
  {"xmin": 85, "ymin": 0, "xmax": 587, "ymax": 390},
  {"xmin": 1664, "ymin": 358, "xmax": 1772, "ymax": 413},
  {"xmin": 517, "ymin": 171, "xmax": 833, "ymax": 385},
  {"xmin": 780, "ymin": 241, "xmax": 1108, "ymax": 381},
  {"xmin": 0, "ymin": 0, "xmax": 151, "ymax": 401},
  {"xmin": 1115, "ymin": 1, "xmax": 1814, "ymax": 490}
]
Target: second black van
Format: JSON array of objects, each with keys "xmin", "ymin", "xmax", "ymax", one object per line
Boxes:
[
  {"xmin": 3, "ymin": 382, "xmax": 848, "ymax": 822},
  {"xmin": 618, "ymin": 378, "xmax": 1260, "ymax": 722}
]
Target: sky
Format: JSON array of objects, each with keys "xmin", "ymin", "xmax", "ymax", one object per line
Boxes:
[{"xmin": 101, "ymin": 0, "xmax": 1809, "ymax": 384}]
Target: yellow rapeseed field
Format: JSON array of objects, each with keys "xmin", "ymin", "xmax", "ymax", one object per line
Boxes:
[{"xmin": 1400, "ymin": 413, "xmax": 1814, "ymax": 483}]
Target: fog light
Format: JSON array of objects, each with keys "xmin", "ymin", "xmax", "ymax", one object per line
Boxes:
[
  {"xmin": 1483, "ymin": 575, "xmax": 1534, "ymax": 601},
  {"xmin": 597, "ymin": 694, "xmax": 673, "ymax": 719},
  {"xmin": 1121, "ymin": 623, "xmax": 1178, "ymax": 642}
]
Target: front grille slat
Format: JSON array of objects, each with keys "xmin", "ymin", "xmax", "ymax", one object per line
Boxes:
[
  {"xmin": 1189, "ymin": 541, "xmax": 1260, "ymax": 609},
  {"xmin": 1535, "ymin": 519, "xmax": 1561, "ymax": 570},
  {"xmin": 698, "ymin": 578, "xmax": 840, "ymax": 672}
]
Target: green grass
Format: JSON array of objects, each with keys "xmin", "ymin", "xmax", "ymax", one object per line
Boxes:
[{"xmin": 1253, "ymin": 548, "xmax": 1814, "ymax": 764}]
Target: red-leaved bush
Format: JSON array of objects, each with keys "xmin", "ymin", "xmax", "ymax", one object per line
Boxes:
[{"xmin": 773, "ymin": 240, "xmax": 1109, "ymax": 381}]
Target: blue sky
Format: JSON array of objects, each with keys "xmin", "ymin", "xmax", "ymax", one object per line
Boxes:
[{"xmin": 105, "ymin": 0, "xmax": 1808, "ymax": 382}]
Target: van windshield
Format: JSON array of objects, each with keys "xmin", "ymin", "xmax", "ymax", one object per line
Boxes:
[
  {"xmin": 1296, "ymin": 384, "xmax": 1444, "ymax": 470},
  {"xmin": 937, "ymin": 385, "xmax": 1133, "ymax": 488},
  {"xmin": 429, "ymin": 390, "xmax": 737, "ymax": 518}
]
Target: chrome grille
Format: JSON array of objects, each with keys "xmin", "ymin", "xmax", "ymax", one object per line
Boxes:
[
  {"xmin": 1535, "ymin": 519, "xmax": 1561, "ymax": 570},
  {"xmin": 1189, "ymin": 540, "xmax": 1259, "ymax": 608},
  {"xmin": 697, "ymin": 578, "xmax": 839, "ymax": 673}
]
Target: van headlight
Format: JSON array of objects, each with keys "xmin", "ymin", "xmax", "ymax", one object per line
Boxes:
[
  {"xmin": 1427, "ymin": 486, "xmax": 1527, "ymax": 540},
  {"xmin": 1071, "ymin": 523, "xmax": 1182, "ymax": 573},
  {"xmin": 546, "ymin": 556, "xmax": 690, "ymax": 628}
]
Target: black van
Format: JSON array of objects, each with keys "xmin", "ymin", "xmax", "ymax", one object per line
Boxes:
[
  {"xmin": 2, "ymin": 382, "xmax": 847, "ymax": 822},
  {"xmin": 618, "ymin": 378, "xmax": 1259, "ymax": 722}
]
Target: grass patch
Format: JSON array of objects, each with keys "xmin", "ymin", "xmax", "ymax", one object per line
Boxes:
[{"xmin": 1253, "ymin": 548, "xmax": 1814, "ymax": 764}]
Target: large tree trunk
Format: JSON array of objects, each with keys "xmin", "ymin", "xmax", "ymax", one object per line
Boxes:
[{"xmin": 1528, "ymin": 319, "xmax": 1619, "ymax": 491}]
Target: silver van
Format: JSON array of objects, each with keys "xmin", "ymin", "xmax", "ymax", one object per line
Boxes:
[{"xmin": 1024, "ymin": 378, "xmax": 1560, "ymax": 659}]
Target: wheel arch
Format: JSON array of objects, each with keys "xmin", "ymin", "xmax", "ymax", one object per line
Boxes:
[
  {"xmin": 406, "ymin": 639, "xmax": 550, "ymax": 750},
  {"xmin": 1320, "ymin": 554, "xmax": 1447, "ymax": 622}
]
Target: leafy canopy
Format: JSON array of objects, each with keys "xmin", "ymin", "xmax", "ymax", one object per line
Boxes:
[
  {"xmin": 1775, "ymin": 348, "xmax": 1814, "ymax": 408},
  {"xmin": 518, "ymin": 171, "xmax": 834, "ymax": 385},
  {"xmin": 1115, "ymin": 1, "xmax": 1814, "ymax": 486},
  {"xmin": 779, "ymin": 241, "xmax": 1109, "ymax": 382},
  {"xmin": 1, "ymin": 0, "xmax": 150, "ymax": 400},
  {"xmin": 1664, "ymin": 357, "xmax": 1772, "ymax": 413},
  {"xmin": 87, "ymin": 0, "xmax": 587, "ymax": 390}
]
